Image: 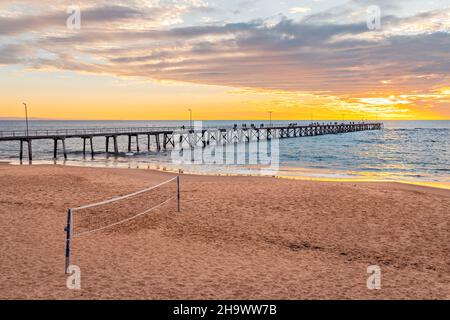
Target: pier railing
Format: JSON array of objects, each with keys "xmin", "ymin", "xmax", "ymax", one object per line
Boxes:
[
  {"xmin": 0, "ymin": 126, "xmax": 179, "ymax": 138},
  {"xmin": 0, "ymin": 122, "xmax": 379, "ymax": 138}
]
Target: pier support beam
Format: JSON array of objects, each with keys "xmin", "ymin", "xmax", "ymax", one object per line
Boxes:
[
  {"xmin": 126, "ymin": 135, "xmax": 139, "ymax": 152},
  {"xmin": 81, "ymin": 137, "xmax": 94, "ymax": 158},
  {"xmin": 53, "ymin": 138, "xmax": 67, "ymax": 160},
  {"xmin": 106, "ymin": 136, "xmax": 118, "ymax": 154},
  {"xmin": 90, "ymin": 137, "xmax": 94, "ymax": 158},
  {"xmin": 155, "ymin": 134, "xmax": 161, "ymax": 151},
  {"xmin": 27, "ymin": 140, "xmax": 32, "ymax": 162},
  {"xmin": 162, "ymin": 133, "xmax": 175, "ymax": 149},
  {"xmin": 20, "ymin": 140, "xmax": 23, "ymax": 161},
  {"xmin": 19, "ymin": 139, "xmax": 32, "ymax": 162},
  {"xmin": 62, "ymin": 139, "xmax": 67, "ymax": 159},
  {"xmin": 202, "ymin": 131, "xmax": 207, "ymax": 148},
  {"xmin": 114, "ymin": 136, "xmax": 118, "ymax": 153},
  {"xmin": 106, "ymin": 136, "xmax": 110, "ymax": 154},
  {"xmin": 53, "ymin": 139, "xmax": 58, "ymax": 159}
]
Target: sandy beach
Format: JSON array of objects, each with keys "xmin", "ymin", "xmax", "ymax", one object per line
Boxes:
[{"xmin": 0, "ymin": 163, "xmax": 448, "ymax": 299}]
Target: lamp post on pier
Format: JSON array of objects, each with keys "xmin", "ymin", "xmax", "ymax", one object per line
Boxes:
[
  {"xmin": 22, "ymin": 102, "xmax": 29, "ymax": 137},
  {"xmin": 188, "ymin": 108, "xmax": 193, "ymax": 130}
]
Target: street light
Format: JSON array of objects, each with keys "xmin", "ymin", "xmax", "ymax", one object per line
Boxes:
[
  {"xmin": 22, "ymin": 102, "xmax": 29, "ymax": 137},
  {"xmin": 268, "ymin": 111, "xmax": 272, "ymax": 127},
  {"xmin": 188, "ymin": 108, "xmax": 193, "ymax": 130}
]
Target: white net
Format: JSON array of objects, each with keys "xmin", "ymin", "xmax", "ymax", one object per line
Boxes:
[{"xmin": 70, "ymin": 177, "xmax": 179, "ymax": 237}]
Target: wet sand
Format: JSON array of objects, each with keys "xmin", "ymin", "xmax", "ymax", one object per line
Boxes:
[{"xmin": 0, "ymin": 164, "xmax": 448, "ymax": 299}]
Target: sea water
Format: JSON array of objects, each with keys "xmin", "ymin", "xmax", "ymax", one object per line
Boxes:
[{"xmin": 0, "ymin": 120, "xmax": 449, "ymax": 183}]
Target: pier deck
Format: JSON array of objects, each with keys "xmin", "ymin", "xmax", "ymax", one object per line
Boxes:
[{"xmin": 0, "ymin": 122, "xmax": 383, "ymax": 161}]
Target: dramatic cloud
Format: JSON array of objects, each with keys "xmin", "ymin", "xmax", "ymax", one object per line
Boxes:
[{"xmin": 1, "ymin": 0, "xmax": 450, "ymax": 114}]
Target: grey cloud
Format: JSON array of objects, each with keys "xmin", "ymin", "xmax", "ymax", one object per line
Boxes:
[
  {"xmin": 0, "ymin": 44, "xmax": 29, "ymax": 64},
  {"xmin": 0, "ymin": 5, "xmax": 144, "ymax": 35},
  {"xmin": 2, "ymin": 2, "xmax": 450, "ymax": 95},
  {"xmin": 40, "ymin": 21, "xmax": 260, "ymax": 45}
]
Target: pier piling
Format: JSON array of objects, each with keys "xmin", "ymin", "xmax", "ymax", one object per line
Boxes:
[
  {"xmin": 106, "ymin": 136, "xmax": 110, "ymax": 154},
  {"xmin": 53, "ymin": 139, "xmax": 58, "ymax": 159},
  {"xmin": 27, "ymin": 140, "xmax": 32, "ymax": 162},
  {"xmin": 19, "ymin": 140, "xmax": 23, "ymax": 161},
  {"xmin": 114, "ymin": 136, "xmax": 118, "ymax": 153},
  {"xmin": 90, "ymin": 137, "xmax": 94, "ymax": 158},
  {"xmin": 62, "ymin": 139, "xmax": 67, "ymax": 159},
  {"xmin": 156, "ymin": 134, "xmax": 161, "ymax": 151},
  {"xmin": 82, "ymin": 138, "xmax": 86, "ymax": 157}
]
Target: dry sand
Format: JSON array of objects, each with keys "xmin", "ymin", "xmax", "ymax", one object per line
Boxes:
[{"xmin": 0, "ymin": 163, "xmax": 448, "ymax": 299}]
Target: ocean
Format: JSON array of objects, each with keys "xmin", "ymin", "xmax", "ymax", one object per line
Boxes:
[{"xmin": 0, "ymin": 120, "xmax": 449, "ymax": 183}]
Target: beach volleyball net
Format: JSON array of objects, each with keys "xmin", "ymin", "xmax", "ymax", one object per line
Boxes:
[{"xmin": 64, "ymin": 176, "xmax": 180, "ymax": 272}]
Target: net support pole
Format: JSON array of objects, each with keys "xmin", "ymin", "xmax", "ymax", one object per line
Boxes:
[
  {"xmin": 64, "ymin": 209, "xmax": 72, "ymax": 274},
  {"xmin": 177, "ymin": 176, "xmax": 181, "ymax": 212}
]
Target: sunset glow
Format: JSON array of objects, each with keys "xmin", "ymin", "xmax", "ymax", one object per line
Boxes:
[{"xmin": 1, "ymin": 0, "xmax": 449, "ymax": 120}]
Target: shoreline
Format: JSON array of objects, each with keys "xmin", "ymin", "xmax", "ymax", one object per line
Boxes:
[{"xmin": 4, "ymin": 159, "xmax": 450, "ymax": 191}]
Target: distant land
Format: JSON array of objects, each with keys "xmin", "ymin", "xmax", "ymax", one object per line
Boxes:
[{"xmin": 0, "ymin": 117, "xmax": 53, "ymax": 121}]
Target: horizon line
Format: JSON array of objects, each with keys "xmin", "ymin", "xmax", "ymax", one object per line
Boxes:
[{"xmin": 0, "ymin": 117, "xmax": 449, "ymax": 122}]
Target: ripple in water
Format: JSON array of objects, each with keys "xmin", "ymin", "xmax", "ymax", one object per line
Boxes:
[{"xmin": 0, "ymin": 120, "xmax": 449, "ymax": 183}]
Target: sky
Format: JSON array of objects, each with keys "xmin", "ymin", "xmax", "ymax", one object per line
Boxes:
[{"xmin": 0, "ymin": 0, "xmax": 450, "ymax": 120}]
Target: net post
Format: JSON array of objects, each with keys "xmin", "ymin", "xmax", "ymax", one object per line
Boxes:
[
  {"xmin": 64, "ymin": 209, "xmax": 72, "ymax": 274},
  {"xmin": 177, "ymin": 176, "xmax": 181, "ymax": 212}
]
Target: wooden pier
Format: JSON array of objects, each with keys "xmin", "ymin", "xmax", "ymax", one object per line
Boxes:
[{"xmin": 0, "ymin": 122, "xmax": 383, "ymax": 162}]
